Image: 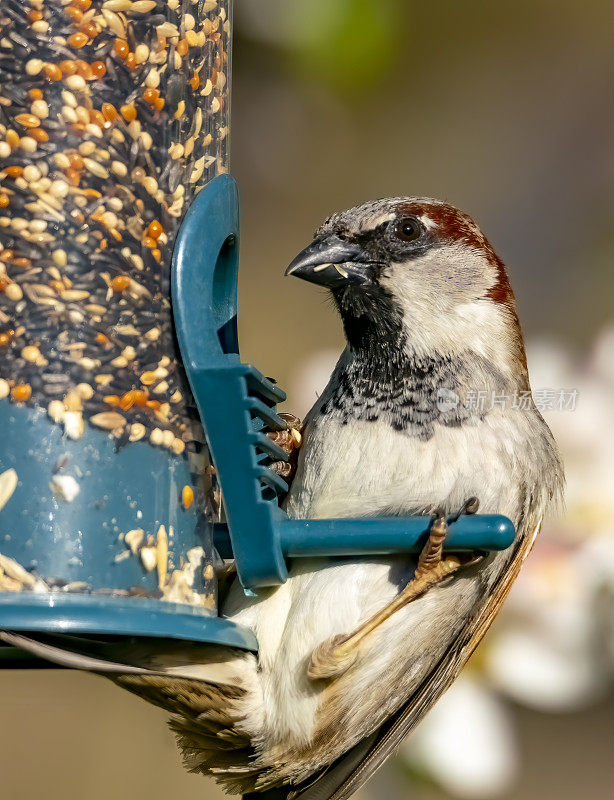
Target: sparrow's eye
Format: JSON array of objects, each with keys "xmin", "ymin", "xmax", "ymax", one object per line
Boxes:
[{"xmin": 395, "ymin": 217, "xmax": 422, "ymax": 243}]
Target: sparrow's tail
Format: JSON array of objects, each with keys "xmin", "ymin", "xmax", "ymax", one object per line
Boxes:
[
  {"xmin": 0, "ymin": 629, "xmax": 248, "ymax": 683},
  {"xmin": 1, "ymin": 631, "xmax": 376, "ymax": 800},
  {"xmin": 1, "ymin": 628, "xmax": 260, "ymax": 776}
]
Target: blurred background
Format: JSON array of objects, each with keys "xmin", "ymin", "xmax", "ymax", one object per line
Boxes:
[{"xmin": 2, "ymin": 1, "xmax": 613, "ymax": 798}]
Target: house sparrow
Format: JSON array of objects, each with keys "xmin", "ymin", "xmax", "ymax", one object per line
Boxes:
[{"xmin": 2, "ymin": 197, "xmax": 563, "ymax": 800}]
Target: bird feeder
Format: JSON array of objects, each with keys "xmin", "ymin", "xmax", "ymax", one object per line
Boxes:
[
  {"xmin": 0, "ymin": 0, "xmax": 515, "ymax": 668},
  {"xmin": 0, "ymin": 0, "xmax": 254, "ymax": 665}
]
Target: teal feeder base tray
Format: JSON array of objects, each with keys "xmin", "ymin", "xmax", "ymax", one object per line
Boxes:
[{"xmin": 0, "ymin": 594, "xmax": 258, "ymax": 651}]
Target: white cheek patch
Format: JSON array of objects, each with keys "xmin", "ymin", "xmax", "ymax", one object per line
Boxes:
[{"xmin": 377, "ymin": 246, "xmax": 513, "ymax": 364}]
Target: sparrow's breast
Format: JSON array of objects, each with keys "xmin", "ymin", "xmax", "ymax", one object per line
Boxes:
[{"xmin": 284, "ymin": 408, "xmax": 532, "ymax": 522}]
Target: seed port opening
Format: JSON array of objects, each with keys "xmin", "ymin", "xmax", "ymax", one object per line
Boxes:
[{"xmin": 213, "ymin": 235, "xmax": 239, "ymax": 356}]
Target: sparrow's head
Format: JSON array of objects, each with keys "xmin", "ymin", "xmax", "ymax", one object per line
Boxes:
[{"xmin": 286, "ymin": 197, "xmax": 526, "ymax": 378}]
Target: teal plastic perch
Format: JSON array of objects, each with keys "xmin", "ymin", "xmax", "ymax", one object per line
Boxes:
[
  {"xmin": 172, "ymin": 175, "xmax": 517, "ymax": 592},
  {"xmin": 213, "ymin": 516, "xmax": 515, "ymax": 563}
]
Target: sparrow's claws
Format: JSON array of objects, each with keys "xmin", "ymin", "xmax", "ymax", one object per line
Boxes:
[
  {"xmin": 268, "ymin": 413, "xmax": 303, "ymax": 482},
  {"xmin": 413, "ymin": 515, "xmax": 450, "ymax": 578},
  {"xmin": 448, "ymin": 496, "xmax": 480, "ymax": 523},
  {"xmin": 307, "ymin": 499, "xmax": 481, "ymax": 682}
]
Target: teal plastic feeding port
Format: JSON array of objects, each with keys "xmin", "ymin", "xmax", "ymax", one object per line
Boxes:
[
  {"xmin": 0, "ymin": 174, "xmax": 515, "ymax": 667},
  {"xmin": 172, "ymin": 174, "xmax": 516, "ymax": 592}
]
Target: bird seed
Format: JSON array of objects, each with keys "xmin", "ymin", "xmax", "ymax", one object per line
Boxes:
[{"xmin": 0, "ymin": 0, "xmax": 231, "ymax": 455}]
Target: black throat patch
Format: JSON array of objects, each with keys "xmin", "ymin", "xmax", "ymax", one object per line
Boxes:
[
  {"xmin": 333, "ymin": 283, "xmax": 404, "ymax": 363},
  {"xmin": 322, "ymin": 285, "xmax": 496, "ymax": 439}
]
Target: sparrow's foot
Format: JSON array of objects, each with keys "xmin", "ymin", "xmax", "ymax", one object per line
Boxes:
[
  {"xmin": 415, "ymin": 496, "xmax": 480, "ymax": 578},
  {"xmin": 267, "ymin": 413, "xmax": 303, "ymax": 481},
  {"xmin": 307, "ymin": 498, "xmax": 481, "ymax": 682}
]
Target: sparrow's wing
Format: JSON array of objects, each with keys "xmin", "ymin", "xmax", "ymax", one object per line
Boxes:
[
  {"xmin": 300, "ymin": 519, "xmax": 541, "ymax": 800},
  {"xmin": 239, "ymin": 734, "xmax": 380, "ymax": 800},
  {"xmin": 288, "ymin": 734, "xmax": 378, "ymax": 800}
]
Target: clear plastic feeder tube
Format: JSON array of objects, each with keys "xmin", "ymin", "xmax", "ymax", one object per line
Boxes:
[{"xmin": 0, "ymin": 0, "xmax": 231, "ymax": 612}]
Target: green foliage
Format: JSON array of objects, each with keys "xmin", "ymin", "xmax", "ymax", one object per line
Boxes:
[{"xmin": 283, "ymin": 0, "xmax": 409, "ymax": 94}]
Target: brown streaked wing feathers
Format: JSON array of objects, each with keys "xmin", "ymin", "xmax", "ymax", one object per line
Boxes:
[{"xmin": 324, "ymin": 519, "xmax": 541, "ymax": 800}]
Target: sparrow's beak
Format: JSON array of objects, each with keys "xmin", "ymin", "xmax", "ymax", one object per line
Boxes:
[{"xmin": 285, "ymin": 234, "xmax": 373, "ymax": 288}]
